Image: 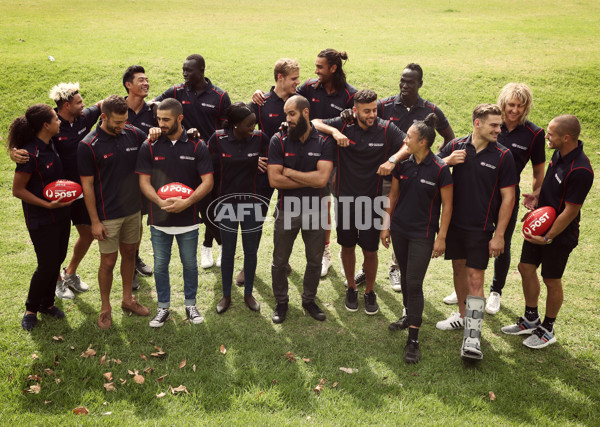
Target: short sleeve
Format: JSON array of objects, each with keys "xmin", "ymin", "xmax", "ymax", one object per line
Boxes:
[
  {"xmin": 82, "ymin": 105, "xmax": 101, "ymax": 129},
  {"xmin": 219, "ymin": 92, "xmax": 232, "ymax": 122},
  {"xmin": 432, "ymin": 105, "xmax": 451, "ymax": 132},
  {"xmin": 135, "ymin": 141, "xmax": 152, "ymax": 175},
  {"xmin": 319, "ymin": 136, "xmax": 336, "ymax": 163},
  {"xmin": 322, "ymin": 117, "xmax": 345, "ymax": 132},
  {"xmin": 438, "ymin": 164, "xmax": 453, "ymax": 188},
  {"xmin": 437, "ymin": 140, "xmax": 456, "ymax": 158},
  {"xmin": 268, "ymin": 134, "xmax": 284, "ymax": 166},
  {"xmin": 77, "ymin": 141, "xmax": 96, "ymax": 177},
  {"xmin": 565, "ymin": 168, "xmax": 594, "ymax": 206},
  {"xmin": 498, "ymin": 150, "xmax": 518, "ymax": 188},
  {"xmin": 387, "ymin": 121, "xmax": 406, "ymax": 153},
  {"xmin": 195, "ymin": 142, "xmax": 214, "ymax": 176},
  {"xmin": 15, "ymin": 148, "xmax": 36, "ymax": 175},
  {"xmin": 530, "ymin": 128, "xmax": 546, "ymax": 166}
]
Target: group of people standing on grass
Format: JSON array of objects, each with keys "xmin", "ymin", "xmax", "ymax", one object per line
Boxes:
[{"xmin": 8, "ymin": 49, "xmax": 593, "ymax": 364}]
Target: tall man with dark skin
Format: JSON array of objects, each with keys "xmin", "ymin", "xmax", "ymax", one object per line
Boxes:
[
  {"xmin": 502, "ymin": 115, "xmax": 593, "ymax": 349},
  {"xmin": 78, "ymin": 95, "xmax": 151, "ymax": 329}
]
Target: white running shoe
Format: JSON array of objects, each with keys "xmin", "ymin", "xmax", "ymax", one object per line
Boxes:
[
  {"xmin": 485, "ymin": 291, "xmax": 501, "ymax": 315},
  {"xmin": 436, "ymin": 312, "xmax": 464, "ymax": 330},
  {"xmin": 320, "ymin": 243, "xmax": 331, "ymax": 277},
  {"xmin": 389, "ymin": 267, "xmax": 402, "ymax": 292},
  {"xmin": 200, "ymin": 245, "xmax": 214, "ymax": 269},
  {"xmin": 216, "ymin": 245, "xmax": 222, "ymax": 268},
  {"xmin": 443, "ymin": 290, "xmax": 458, "ymax": 305},
  {"xmin": 62, "ymin": 268, "xmax": 89, "ymax": 292},
  {"xmin": 55, "ymin": 279, "xmax": 75, "ymax": 299}
]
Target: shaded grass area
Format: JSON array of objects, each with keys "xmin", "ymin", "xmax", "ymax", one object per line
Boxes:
[{"xmin": 1, "ymin": 0, "xmax": 599, "ymax": 424}]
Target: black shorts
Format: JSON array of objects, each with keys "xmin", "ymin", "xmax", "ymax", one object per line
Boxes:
[
  {"xmin": 335, "ymin": 199, "xmax": 382, "ymax": 252},
  {"xmin": 520, "ymin": 240, "xmax": 573, "ymax": 279},
  {"xmin": 445, "ymin": 225, "xmax": 493, "ymax": 270},
  {"xmin": 70, "ymin": 198, "xmax": 91, "ymax": 226}
]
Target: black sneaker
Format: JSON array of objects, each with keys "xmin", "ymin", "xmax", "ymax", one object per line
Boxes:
[
  {"xmin": 149, "ymin": 308, "xmax": 170, "ymax": 328},
  {"xmin": 272, "ymin": 302, "xmax": 288, "ymax": 324},
  {"xmin": 302, "ymin": 301, "xmax": 326, "ymax": 321},
  {"xmin": 388, "ymin": 315, "xmax": 408, "ymax": 331},
  {"xmin": 132, "ymin": 271, "xmax": 140, "ymax": 291},
  {"xmin": 354, "ymin": 269, "xmax": 366, "ymax": 286},
  {"xmin": 364, "ymin": 291, "xmax": 379, "ymax": 315},
  {"xmin": 39, "ymin": 306, "xmax": 65, "ymax": 319},
  {"xmin": 21, "ymin": 313, "xmax": 37, "ymax": 331},
  {"xmin": 404, "ymin": 340, "xmax": 421, "ymax": 364},
  {"xmin": 345, "ymin": 287, "xmax": 359, "ymax": 312},
  {"xmin": 136, "ymin": 256, "xmax": 153, "ymax": 277}
]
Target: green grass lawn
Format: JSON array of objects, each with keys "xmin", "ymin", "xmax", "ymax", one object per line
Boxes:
[{"xmin": 1, "ymin": 0, "xmax": 599, "ymax": 424}]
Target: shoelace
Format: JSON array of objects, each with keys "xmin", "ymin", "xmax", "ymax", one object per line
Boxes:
[{"xmin": 187, "ymin": 307, "xmax": 200, "ymax": 318}]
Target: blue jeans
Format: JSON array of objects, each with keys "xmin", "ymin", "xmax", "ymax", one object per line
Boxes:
[
  {"xmin": 218, "ymin": 203, "xmax": 262, "ymax": 297},
  {"xmin": 150, "ymin": 227, "xmax": 199, "ymax": 308}
]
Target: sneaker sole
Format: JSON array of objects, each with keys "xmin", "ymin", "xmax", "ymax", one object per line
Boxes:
[
  {"xmin": 501, "ymin": 325, "xmax": 538, "ymax": 335},
  {"xmin": 149, "ymin": 322, "xmax": 166, "ymax": 328},
  {"xmin": 443, "ymin": 298, "xmax": 458, "ymax": 305},
  {"xmin": 365, "ymin": 308, "xmax": 379, "ymax": 315},
  {"xmin": 436, "ymin": 323, "xmax": 463, "ymax": 331},
  {"xmin": 56, "ymin": 293, "xmax": 75, "ymax": 300},
  {"xmin": 188, "ymin": 318, "xmax": 204, "ymax": 325},
  {"xmin": 345, "ymin": 304, "xmax": 358, "ymax": 312},
  {"xmin": 523, "ymin": 336, "xmax": 557, "ymax": 349},
  {"xmin": 485, "ymin": 307, "xmax": 500, "ymax": 315},
  {"xmin": 390, "ymin": 285, "xmax": 402, "ymax": 293}
]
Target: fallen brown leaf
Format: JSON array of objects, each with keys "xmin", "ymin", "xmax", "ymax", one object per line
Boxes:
[
  {"xmin": 339, "ymin": 367, "xmax": 357, "ymax": 374},
  {"xmin": 154, "ymin": 345, "xmax": 163, "ymax": 352},
  {"xmin": 489, "ymin": 391, "xmax": 496, "ymax": 401},
  {"xmin": 409, "ymin": 372, "xmax": 418, "ymax": 377},
  {"xmin": 192, "ymin": 364, "xmax": 196, "ymax": 372},
  {"xmin": 99, "ymin": 353, "xmax": 106, "ymax": 365},
  {"xmin": 55, "ymin": 378, "xmax": 61, "ymax": 384},
  {"xmin": 140, "ymin": 353, "xmax": 147, "ymax": 361},
  {"xmin": 127, "ymin": 369, "xmax": 136, "ymax": 376},
  {"xmin": 44, "ymin": 400, "xmax": 53, "ymax": 405},
  {"xmin": 272, "ymin": 379, "xmax": 278, "ymax": 384},
  {"xmin": 111, "ymin": 359, "xmax": 122, "ymax": 364},
  {"xmin": 53, "ymin": 354, "xmax": 59, "ymax": 366},
  {"xmin": 26, "ymin": 374, "xmax": 42, "ymax": 382},
  {"xmin": 27, "ymin": 384, "xmax": 41, "ymax": 394},
  {"xmin": 170, "ymin": 384, "xmax": 189, "ymax": 394},
  {"xmin": 72, "ymin": 406, "xmax": 89, "ymax": 415},
  {"xmin": 52, "ymin": 336, "xmax": 63, "ymax": 341},
  {"xmin": 104, "ymin": 382, "xmax": 116, "ymax": 392},
  {"xmin": 133, "ymin": 374, "xmax": 145, "ymax": 384},
  {"xmin": 302, "ymin": 358, "xmax": 311, "ymax": 363},
  {"xmin": 150, "ymin": 352, "xmax": 167, "ymax": 358},
  {"xmin": 179, "ymin": 359, "xmax": 187, "ymax": 369},
  {"xmin": 313, "ymin": 378, "xmax": 326, "ymax": 394},
  {"xmin": 284, "ymin": 351, "xmax": 296, "ymax": 362},
  {"xmin": 103, "ymin": 372, "xmax": 113, "ymax": 382},
  {"xmin": 332, "ymin": 382, "xmax": 339, "ymax": 388},
  {"xmin": 220, "ymin": 345, "xmax": 227, "ymax": 355},
  {"xmin": 80, "ymin": 344, "xmax": 96, "ymax": 358},
  {"xmin": 31, "ymin": 354, "xmax": 39, "ymax": 360},
  {"xmin": 44, "ymin": 368, "xmax": 55, "ymax": 376},
  {"xmin": 143, "ymin": 367, "xmax": 154, "ymax": 374},
  {"xmin": 70, "ymin": 346, "xmax": 75, "ymax": 351},
  {"xmin": 157, "ymin": 374, "xmax": 168, "ymax": 383},
  {"xmin": 120, "ymin": 378, "xmax": 127, "ymax": 385},
  {"xmin": 156, "ymin": 392, "xmax": 166, "ymax": 399}
]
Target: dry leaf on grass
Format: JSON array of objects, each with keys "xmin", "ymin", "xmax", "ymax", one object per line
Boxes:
[
  {"xmin": 111, "ymin": 359, "xmax": 122, "ymax": 364},
  {"xmin": 120, "ymin": 378, "xmax": 127, "ymax": 385},
  {"xmin": 133, "ymin": 375, "xmax": 145, "ymax": 384},
  {"xmin": 26, "ymin": 374, "xmax": 42, "ymax": 382},
  {"xmin": 52, "ymin": 336, "xmax": 63, "ymax": 341},
  {"xmin": 70, "ymin": 346, "xmax": 75, "ymax": 351},
  {"xmin": 179, "ymin": 359, "xmax": 187, "ymax": 369},
  {"xmin": 339, "ymin": 367, "xmax": 357, "ymax": 374},
  {"xmin": 150, "ymin": 351, "xmax": 167, "ymax": 358},
  {"xmin": 257, "ymin": 391, "xmax": 264, "ymax": 397},
  {"xmin": 302, "ymin": 358, "xmax": 311, "ymax": 363},
  {"xmin": 143, "ymin": 367, "xmax": 154, "ymax": 374},
  {"xmin": 103, "ymin": 382, "xmax": 116, "ymax": 392},
  {"xmin": 220, "ymin": 345, "xmax": 227, "ymax": 355},
  {"xmin": 192, "ymin": 365, "xmax": 196, "ymax": 372},
  {"xmin": 332, "ymin": 382, "xmax": 339, "ymax": 388},
  {"xmin": 157, "ymin": 374, "xmax": 167, "ymax": 383},
  {"xmin": 31, "ymin": 354, "xmax": 39, "ymax": 360},
  {"xmin": 72, "ymin": 406, "xmax": 89, "ymax": 415},
  {"xmin": 409, "ymin": 372, "xmax": 418, "ymax": 377},
  {"xmin": 103, "ymin": 372, "xmax": 113, "ymax": 382},
  {"xmin": 284, "ymin": 352, "xmax": 296, "ymax": 362},
  {"xmin": 156, "ymin": 392, "xmax": 166, "ymax": 399},
  {"xmin": 489, "ymin": 391, "xmax": 496, "ymax": 401},
  {"xmin": 55, "ymin": 378, "xmax": 61, "ymax": 384},
  {"xmin": 170, "ymin": 384, "xmax": 189, "ymax": 395},
  {"xmin": 272, "ymin": 379, "xmax": 278, "ymax": 384},
  {"xmin": 140, "ymin": 354, "xmax": 147, "ymax": 361},
  {"xmin": 53, "ymin": 354, "xmax": 59, "ymax": 366},
  {"xmin": 44, "ymin": 400, "xmax": 52, "ymax": 405},
  {"xmin": 44, "ymin": 368, "xmax": 55, "ymax": 376},
  {"xmin": 80, "ymin": 344, "xmax": 96, "ymax": 358},
  {"xmin": 127, "ymin": 369, "xmax": 138, "ymax": 376},
  {"xmin": 313, "ymin": 378, "xmax": 326, "ymax": 393},
  {"xmin": 99, "ymin": 353, "xmax": 106, "ymax": 365},
  {"xmin": 27, "ymin": 384, "xmax": 41, "ymax": 394}
]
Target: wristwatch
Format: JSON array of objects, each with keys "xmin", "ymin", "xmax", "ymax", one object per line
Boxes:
[
  {"xmin": 388, "ymin": 155, "xmax": 398, "ymax": 164},
  {"xmin": 543, "ymin": 235, "xmax": 553, "ymax": 244}
]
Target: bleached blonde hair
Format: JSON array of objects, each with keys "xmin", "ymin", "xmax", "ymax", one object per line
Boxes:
[
  {"xmin": 497, "ymin": 83, "xmax": 533, "ymax": 126},
  {"xmin": 49, "ymin": 82, "xmax": 80, "ymax": 107}
]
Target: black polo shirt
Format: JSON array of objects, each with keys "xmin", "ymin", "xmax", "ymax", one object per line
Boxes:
[
  {"xmin": 323, "ymin": 117, "xmax": 405, "ymax": 198},
  {"xmin": 538, "ymin": 141, "xmax": 594, "ymax": 249},
  {"xmin": 498, "ymin": 120, "xmax": 545, "ymax": 180},
  {"xmin": 155, "ymin": 78, "xmax": 231, "ymax": 142},
  {"xmin": 438, "ymin": 135, "xmax": 517, "ymax": 232},
  {"xmin": 297, "ymin": 78, "xmax": 357, "ymax": 120},
  {"xmin": 53, "ymin": 105, "xmax": 101, "ymax": 183},
  {"xmin": 250, "ymin": 87, "xmax": 285, "ymax": 138},
  {"xmin": 78, "ymin": 125, "xmax": 147, "ymax": 221},
  {"xmin": 377, "ymin": 95, "xmax": 450, "ymax": 133},
  {"xmin": 15, "ymin": 138, "xmax": 70, "ymax": 229},
  {"xmin": 391, "ymin": 152, "xmax": 453, "ymax": 239},
  {"xmin": 268, "ymin": 127, "xmax": 335, "ymax": 211},
  {"xmin": 207, "ymin": 129, "xmax": 269, "ymax": 199},
  {"xmin": 126, "ymin": 98, "xmax": 155, "ymax": 135},
  {"xmin": 135, "ymin": 132, "xmax": 213, "ymax": 227}
]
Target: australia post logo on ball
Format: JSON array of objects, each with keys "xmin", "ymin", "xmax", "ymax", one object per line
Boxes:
[{"xmin": 207, "ymin": 193, "xmax": 277, "ymax": 234}]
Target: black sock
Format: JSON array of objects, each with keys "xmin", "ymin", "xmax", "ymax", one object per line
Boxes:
[
  {"xmin": 524, "ymin": 306, "xmax": 539, "ymax": 321},
  {"xmin": 408, "ymin": 327, "xmax": 419, "ymax": 342},
  {"xmin": 135, "ymin": 250, "xmax": 140, "ymax": 259},
  {"xmin": 541, "ymin": 316, "xmax": 556, "ymax": 331}
]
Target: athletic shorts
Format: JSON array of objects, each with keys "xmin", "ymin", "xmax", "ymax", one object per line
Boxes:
[
  {"xmin": 445, "ymin": 225, "xmax": 493, "ymax": 270},
  {"xmin": 71, "ymin": 198, "xmax": 91, "ymax": 226},
  {"xmin": 520, "ymin": 240, "xmax": 573, "ymax": 279},
  {"xmin": 335, "ymin": 199, "xmax": 381, "ymax": 252},
  {"xmin": 98, "ymin": 211, "xmax": 141, "ymax": 254}
]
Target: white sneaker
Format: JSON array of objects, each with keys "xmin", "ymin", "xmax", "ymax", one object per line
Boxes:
[
  {"xmin": 62, "ymin": 268, "xmax": 89, "ymax": 292},
  {"xmin": 55, "ymin": 280, "xmax": 75, "ymax": 300},
  {"xmin": 443, "ymin": 290, "xmax": 458, "ymax": 305},
  {"xmin": 200, "ymin": 245, "xmax": 214, "ymax": 269},
  {"xmin": 338, "ymin": 251, "xmax": 345, "ymax": 276},
  {"xmin": 320, "ymin": 244, "xmax": 331, "ymax": 277},
  {"xmin": 436, "ymin": 312, "xmax": 464, "ymax": 330},
  {"xmin": 485, "ymin": 291, "xmax": 501, "ymax": 315},
  {"xmin": 216, "ymin": 245, "xmax": 222, "ymax": 268},
  {"xmin": 389, "ymin": 267, "xmax": 402, "ymax": 292}
]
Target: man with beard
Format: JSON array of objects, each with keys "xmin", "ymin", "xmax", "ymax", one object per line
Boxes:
[
  {"xmin": 78, "ymin": 95, "xmax": 150, "ymax": 329},
  {"xmin": 136, "ymin": 99, "xmax": 214, "ymax": 327},
  {"xmin": 267, "ymin": 95, "xmax": 335, "ymax": 324},
  {"xmin": 154, "ymin": 54, "xmax": 230, "ymax": 270},
  {"xmin": 10, "ymin": 82, "xmax": 102, "ymax": 299},
  {"xmin": 313, "ymin": 89, "xmax": 406, "ymax": 315}
]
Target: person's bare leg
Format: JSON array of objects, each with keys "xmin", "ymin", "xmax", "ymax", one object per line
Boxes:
[
  {"xmin": 98, "ymin": 252, "xmax": 118, "ymax": 314},
  {"xmin": 120, "ymin": 242, "xmax": 137, "ymax": 303},
  {"xmin": 65, "ymin": 224, "xmax": 93, "ymax": 275},
  {"xmin": 452, "ymin": 259, "xmax": 468, "ymax": 317},
  {"xmin": 518, "ymin": 262, "xmax": 541, "ymax": 308},
  {"xmin": 341, "ymin": 246, "xmax": 356, "ymax": 288},
  {"xmin": 362, "ymin": 249, "xmax": 378, "ymax": 294},
  {"xmin": 543, "ymin": 277, "xmax": 563, "ymax": 318}
]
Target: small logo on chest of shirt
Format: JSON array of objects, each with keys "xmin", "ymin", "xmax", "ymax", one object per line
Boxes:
[
  {"xmin": 154, "ymin": 156, "xmax": 165, "ymax": 161},
  {"xmin": 420, "ymin": 178, "xmax": 436, "ymax": 186},
  {"xmin": 398, "ymin": 175, "xmax": 408, "ymax": 180},
  {"xmin": 554, "ymin": 173, "xmax": 562, "ymax": 184},
  {"xmin": 201, "ymin": 102, "xmax": 215, "ymax": 108},
  {"xmin": 103, "ymin": 153, "xmax": 114, "ymax": 159},
  {"xmin": 247, "ymin": 152, "xmax": 259, "ymax": 157},
  {"xmin": 78, "ymin": 128, "xmax": 87, "ymax": 135},
  {"xmin": 141, "ymin": 122, "xmax": 152, "ymax": 128},
  {"xmin": 511, "ymin": 143, "xmax": 528, "ymax": 151},
  {"xmin": 222, "ymin": 153, "xmax": 232, "ymax": 158},
  {"xmin": 126, "ymin": 147, "xmax": 138, "ymax": 152},
  {"xmin": 307, "ymin": 152, "xmax": 321, "ymax": 157},
  {"xmin": 480, "ymin": 162, "xmax": 496, "ymax": 170},
  {"xmin": 180, "ymin": 155, "xmax": 194, "ymax": 161},
  {"xmin": 368, "ymin": 143, "xmax": 384, "ymax": 147},
  {"xmin": 311, "ymin": 98, "xmax": 320, "ymax": 103},
  {"xmin": 58, "ymin": 136, "xmax": 68, "ymax": 141},
  {"xmin": 182, "ymin": 101, "xmax": 191, "ymax": 104},
  {"xmin": 285, "ymin": 152, "xmax": 296, "ymax": 157},
  {"xmin": 46, "ymin": 162, "xmax": 54, "ymax": 169},
  {"xmin": 330, "ymin": 104, "xmax": 343, "ymax": 112},
  {"xmin": 268, "ymin": 113, "xmax": 279, "ymax": 118}
]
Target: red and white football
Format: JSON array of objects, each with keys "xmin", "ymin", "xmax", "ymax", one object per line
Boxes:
[
  {"xmin": 157, "ymin": 182, "xmax": 194, "ymax": 200},
  {"xmin": 522, "ymin": 206, "xmax": 556, "ymax": 237},
  {"xmin": 43, "ymin": 179, "xmax": 82, "ymax": 203}
]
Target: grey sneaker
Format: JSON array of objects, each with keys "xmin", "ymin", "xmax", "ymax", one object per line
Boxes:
[
  {"xmin": 62, "ymin": 268, "xmax": 89, "ymax": 292},
  {"xmin": 135, "ymin": 256, "xmax": 153, "ymax": 276},
  {"xmin": 55, "ymin": 280, "xmax": 74, "ymax": 300},
  {"xmin": 389, "ymin": 267, "xmax": 402, "ymax": 292},
  {"xmin": 523, "ymin": 325, "xmax": 556, "ymax": 349},
  {"xmin": 501, "ymin": 316, "xmax": 541, "ymax": 335},
  {"xmin": 185, "ymin": 306, "xmax": 204, "ymax": 324},
  {"xmin": 149, "ymin": 308, "xmax": 170, "ymax": 328},
  {"xmin": 364, "ymin": 291, "xmax": 379, "ymax": 315}
]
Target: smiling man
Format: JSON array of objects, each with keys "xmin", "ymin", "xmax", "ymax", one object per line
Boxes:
[{"xmin": 436, "ymin": 103, "xmax": 517, "ymax": 360}]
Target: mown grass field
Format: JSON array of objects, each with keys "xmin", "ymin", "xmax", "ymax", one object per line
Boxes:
[{"xmin": 1, "ymin": 0, "xmax": 599, "ymax": 424}]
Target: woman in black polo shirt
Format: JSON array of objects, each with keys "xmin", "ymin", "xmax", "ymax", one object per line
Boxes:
[
  {"xmin": 8, "ymin": 104, "xmax": 73, "ymax": 330},
  {"xmin": 380, "ymin": 113, "xmax": 453, "ymax": 363},
  {"xmin": 207, "ymin": 102, "xmax": 269, "ymax": 314}
]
